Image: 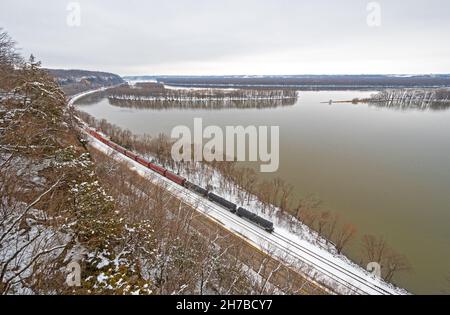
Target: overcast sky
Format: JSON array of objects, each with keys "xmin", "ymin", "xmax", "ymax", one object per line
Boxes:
[{"xmin": 1, "ymin": 0, "xmax": 449, "ymax": 76}]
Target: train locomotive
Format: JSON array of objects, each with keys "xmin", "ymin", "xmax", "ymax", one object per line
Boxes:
[{"xmin": 87, "ymin": 129, "xmax": 275, "ymax": 233}]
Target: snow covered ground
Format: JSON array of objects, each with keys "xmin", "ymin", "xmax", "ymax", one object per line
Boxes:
[
  {"xmin": 68, "ymin": 87, "xmax": 114, "ymax": 106},
  {"xmin": 71, "ymin": 88, "xmax": 409, "ymax": 295},
  {"xmin": 82, "ymin": 130, "xmax": 407, "ymax": 295},
  {"xmin": 125, "ymin": 79, "xmax": 158, "ymax": 86}
]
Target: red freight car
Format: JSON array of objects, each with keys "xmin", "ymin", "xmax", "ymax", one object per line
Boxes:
[
  {"xmin": 165, "ymin": 171, "xmax": 186, "ymax": 186},
  {"xmin": 136, "ymin": 156, "xmax": 149, "ymax": 167},
  {"xmin": 90, "ymin": 130, "xmax": 100, "ymax": 140},
  {"xmin": 115, "ymin": 145, "xmax": 125, "ymax": 155},
  {"xmin": 125, "ymin": 151, "xmax": 138, "ymax": 160},
  {"xmin": 88, "ymin": 130, "xmax": 114, "ymax": 148},
  {"xmin": 104, "ymin": 140, "xmax": 113, "ymax": 147},
  {"xmin": 93, "ymin": 131, "xmax": 102, "ymax": 139},
  {"xmin": 148, "ymin": 163, "xmax": 167, "ymax": 176},
  {"xmin": 94, "ymin": 132, "xmax": 106, "ymax": 143}
]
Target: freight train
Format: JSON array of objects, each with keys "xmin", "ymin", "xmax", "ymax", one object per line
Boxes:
[{"xmin": 87, "ymin": 129, "xmax": 275, "ymax": 233}]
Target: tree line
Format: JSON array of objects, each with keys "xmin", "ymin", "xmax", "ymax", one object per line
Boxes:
[
  {"xmin": 105, "ymin": 83, "xmax": 298, "ymax": 106},
  {"xmin": 1, "ymin": 29, "xmax": 316, "ymax": 295},
  {"xmin": 77, "ymin": 110, "xmax": 412, "ymax": 285},
  {"xmin": 368, "ymin": 89, "xmax": 450, "ymax": 111}
]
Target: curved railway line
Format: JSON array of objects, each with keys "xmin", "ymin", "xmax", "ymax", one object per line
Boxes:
[{"xmin": 70, "ymin": 88, "xmax": 407, "ymax": 296}]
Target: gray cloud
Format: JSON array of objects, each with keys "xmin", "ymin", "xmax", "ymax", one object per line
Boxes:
[{"xmin": 1, "ymin": 0, "xmax": 449, "ymax": 75}]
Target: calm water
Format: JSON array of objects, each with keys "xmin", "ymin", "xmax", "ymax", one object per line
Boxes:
[{"xmin": 77, "ymin": 91, "xmax": 450, "ymax": 294}]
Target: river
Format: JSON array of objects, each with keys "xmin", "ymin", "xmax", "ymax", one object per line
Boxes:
[{"xmin": 76, "ymin": 90, "xmax": 450, "ymax": 294}]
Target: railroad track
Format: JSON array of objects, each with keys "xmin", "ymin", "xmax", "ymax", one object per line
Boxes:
[
  {"xmin": 71, "ymin": 88, "xmax": 404, "ymax": 295},
  {"xmin": 164, "ymin": 183, "xmax": 396, "ymax": 295},
  {"xmin": 85, "ymin": 132, "xmax": 402, "ymax": 295}
]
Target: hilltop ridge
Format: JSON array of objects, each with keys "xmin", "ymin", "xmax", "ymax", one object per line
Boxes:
[{"xmin": 46, "ymin": 68, "xmax": 124, "ymax": 96}]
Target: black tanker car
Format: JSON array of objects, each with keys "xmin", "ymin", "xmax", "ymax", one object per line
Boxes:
[
  {"xmin": 185, "ymin": 181, "xmax": 208, "ymax": 196},
  {"xmin": 208, "ymin": 192, "xmax": 237, "ymax": 213},
  {"xmin": 237, "ymin": 207, "xmax": 274, "ymax": 233}
]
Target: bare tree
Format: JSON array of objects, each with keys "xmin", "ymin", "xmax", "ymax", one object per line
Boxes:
[
  {"xmin": 383, "ymin": 251, "xmax": 411, "ymax": 282},
  {"xmin": 316, "ymin": 211, "xmax": 331, "ymax": 240},
  {"xmin": 361, "ymin": 234, "xmax": 388, "ymax": 264},
  {"xmin": 323, "ymin": 213, "xmax": 339, "ymax": 245},
  {"xmin": 360, "ymin": 234, "xmax": 411, "ymax": 282},
  {"xmin": 333, "ymin": 223, "xmax": 357, "ymax": 254},
  {"xmin": 0, "ymin": 29, "xmax": 22, "ymax": 81}
]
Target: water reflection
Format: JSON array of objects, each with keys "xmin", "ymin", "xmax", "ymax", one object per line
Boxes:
[
  {"xmin": 107, "ymin": 97, "xmax": 297, "ymax": 110},
  {"xmin": 74, "ymin": 90, "xmax": 450, "ymax": 294},
  {"xmin": 367, "ymin": 89, "xmax": 450, "ymax": 111},
  {"xmin": 75, "ymin": 86, "xmax": 298, "ymax": 110},
  {"xmin": 74, "ymin": 92, "xmax": 108, "ymax": 105}
]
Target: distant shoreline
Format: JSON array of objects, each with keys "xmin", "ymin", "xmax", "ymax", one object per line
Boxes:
[{"xmin": 123, "ymin": 74, "xmax": 450, "ymax": 91}]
